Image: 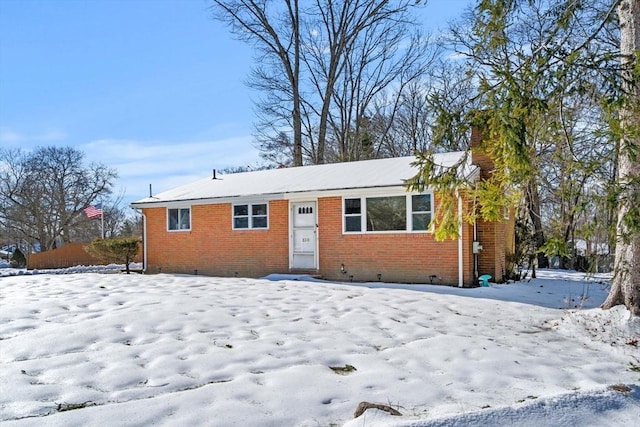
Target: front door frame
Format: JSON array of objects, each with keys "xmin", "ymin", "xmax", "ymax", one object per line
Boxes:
[{"xmin": 289, "ymin": 200, "xmax": 318, "ymax": 270}]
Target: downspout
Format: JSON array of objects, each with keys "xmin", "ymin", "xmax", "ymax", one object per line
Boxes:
[
  {"xmin": 457, "ymin": 189, "xmax": 464, "ymax": 287},
  {"xmin": 141, "ymin": 211, "xmax": 148, "ymax": 273},
  {"xmin": 473, "ymin": 184, "xmax": 479, "ymax": 282},
  {"xmin": 473, "ymin": 216, "xmax": 479, "ymax": 280}
]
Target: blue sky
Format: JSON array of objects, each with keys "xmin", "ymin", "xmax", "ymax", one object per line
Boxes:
[{"xmin": 0, "ymin": 0, "xmax": 471, "ymax": 208}]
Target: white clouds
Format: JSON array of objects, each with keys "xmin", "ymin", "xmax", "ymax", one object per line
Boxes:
[
  {"xmin": 0, "ymin": 126, "xmax": 262, "ymax": 206},
  {"xmin": 0, "ymin": 127, "xmax": 67, "ymax": 145},
  {"xmin": 81, "ymin": 136, "xmax": 261, "ymax": 204},
  {"xmin": 83, "ymin": 137, "xmax": 256, "ymax": 167},
  {"xmin": 0, "ymin": 127, "xmax": 23, "ymax": 143}
]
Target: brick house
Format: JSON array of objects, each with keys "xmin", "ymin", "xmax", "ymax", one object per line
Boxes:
[{"xmin": 131, "ymin": 147, "xmax": 513, "ymax": 286}]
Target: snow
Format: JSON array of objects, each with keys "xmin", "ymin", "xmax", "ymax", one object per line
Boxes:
[
  {"xmin": 573, "ymin": 239, "xmax": 610, "ymax": 256},
  {"xmin": 130, "ymin": 152, "xmax": 476, "ymax": 207},
  {"xmin": 1, "ymin": 269, "xmax": 638, "ymax": 426}
]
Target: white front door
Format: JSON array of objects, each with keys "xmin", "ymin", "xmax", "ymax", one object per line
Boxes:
[{"xmin": 291, "ymin": 202, "xmax": 317, "ymax": 269}]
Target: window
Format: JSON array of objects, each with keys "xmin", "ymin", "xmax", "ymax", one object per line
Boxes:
[
  {"xmin": 344, "ymin": 198, "xmax": 362, "ymax": 232},
  {"xmin": 367, "ymin": 196, "xmax": 406, "ymax": 231},
  {"xmin": 233, "ymin": 203, "xmax": 268, "ymax": 229},
  {"xmin": 251, "ymin": 204, "xmax": 268, "ymax": 228},
  {"xmin": 168, "ymin": 207, "xmax": 190, "ymax": 231},
  {"xmin": 411, "ymin": 194, "xmax": 432, "ymax": 231},
  {"xmin": 344, "ymin": 193, "xmax": 432, "ymax": 233}
]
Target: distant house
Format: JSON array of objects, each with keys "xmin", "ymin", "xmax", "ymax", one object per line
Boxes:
[{"xmin": 131, "ymin": 134, "xmax": 513, "ymax": 286}]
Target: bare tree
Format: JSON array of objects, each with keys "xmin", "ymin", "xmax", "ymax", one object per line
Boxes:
[
  {"xmin": 212, "ymin": 0, "xmax": 304, "ymax": 166},
  {"xmin": 369, "ymin": 83, "xmax": 432, "ymax": 158},
  {"xmin": 73, "ymin": 192, "xmax": 132, "ymax": 241},
  {"xmin": 301, "ymin": 0, "xmax": 434, "ymax": 163},
  {"xmin": 118, "ymin": 213, "xmax": 143, "ymax": 238},
  {"xmin": 212, "ymin": 0, "xmax": 433, "ymax": 165},
  {"xmin": 537, "ymin": 90, "xmax": 615, "ymax": 270},
  {"xmin": 0, "ymin": 146, "xmax": 117, "ymax": 251}
]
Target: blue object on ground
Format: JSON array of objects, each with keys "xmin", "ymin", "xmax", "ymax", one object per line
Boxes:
[{"xmin": 479, "ymin": 274, "xmax": 492, "ymax": 287}]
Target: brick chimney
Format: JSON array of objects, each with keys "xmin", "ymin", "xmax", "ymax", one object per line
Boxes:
[
  {"xmin": 470, "ymin": 125, "xmax": 494, "ymax": 179},
  {"xmin": 469, "ymin": 123, "xmax": 508, "ymax": 284}
]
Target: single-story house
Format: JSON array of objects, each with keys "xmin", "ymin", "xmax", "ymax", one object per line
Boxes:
[{"xmin": 131, "ymin": 133, "xmax": 513, "ymax": 286}]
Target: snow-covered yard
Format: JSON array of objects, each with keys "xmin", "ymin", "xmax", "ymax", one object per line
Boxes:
[{"xmin": 0, "ymin": 269, "xmax": 638, "ymax": 426}]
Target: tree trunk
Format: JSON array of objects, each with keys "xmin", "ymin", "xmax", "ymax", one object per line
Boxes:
[
  {"xmin": 290, "ymin": 0, "xmax": 303, "ymax": 166},
  {"xmin": 526, "ymin": 179, "xmax": 549, "ymax": 269},
  {"xmin": 602, "ymin": 0, "xmax": 640, "ymax": 315}
]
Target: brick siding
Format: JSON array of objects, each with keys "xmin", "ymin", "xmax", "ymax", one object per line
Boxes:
[
  {"xmin": 144, "ymin": 201, "xmax": 289, "ymax": 277},
  {"xmin": 143, "ymin": 195, "xmax": 481, "ymax": 286},
  {"xmin": 317, "ymin": 196, "xmax": 475, "ymax": 285}
]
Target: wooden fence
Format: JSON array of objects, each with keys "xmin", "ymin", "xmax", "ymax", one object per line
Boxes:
[{"xmin": 27, "ymin": 242, "xmax": 142, "ymax": 270}]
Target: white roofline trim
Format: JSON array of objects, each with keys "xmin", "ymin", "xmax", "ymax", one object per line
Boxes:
[
  {"xmin": 131, "ymin": 193, "xmax": 286, "ymax": 209},
  {"xmin": 131, "ymin": 184, "xmax": 422, "ymax": 209}
]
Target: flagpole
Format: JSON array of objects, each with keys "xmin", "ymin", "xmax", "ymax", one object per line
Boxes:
[{"xmin": 101, "ymin": 202, "xmax": 105, "ymax": 239}]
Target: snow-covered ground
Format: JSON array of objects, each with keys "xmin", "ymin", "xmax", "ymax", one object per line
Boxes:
[{"xmin": 0, "ymin": 269, "xmax": 638, "ymax": 426}]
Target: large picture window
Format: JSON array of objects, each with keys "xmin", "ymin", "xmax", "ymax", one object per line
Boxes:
[
  {"xmin": 344, "ymin": 193, "xmax": 432, "ymax": 233},
  {"xmin": 168, "ymin": 207, "xmax": 190, "ymax": 231},
  {"xmin": 233, "ymin": 203, "xmax": 268, "ymax": 229},
  {"xmin": 366, "ymin": 196, "xmax": 406, "ymax": 231}
]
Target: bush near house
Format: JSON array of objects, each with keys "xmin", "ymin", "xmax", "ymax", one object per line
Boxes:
[
  {"xmin": 85, "ymin": 237, "xmax": 141, "ymax": 274},
  {"xmin": 10, "ymin": 248, "xmax": 26, "ymax": 268}
]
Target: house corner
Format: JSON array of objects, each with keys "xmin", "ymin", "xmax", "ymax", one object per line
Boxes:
[{"xmin": 470, "ymin": 125, "xmax": 511, "ymax": 283}]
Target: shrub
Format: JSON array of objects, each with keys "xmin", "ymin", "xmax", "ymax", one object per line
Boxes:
[
  {"xmin": 85, "ymin": 237, "xmax": 140, "ymax": 274},
  {"xmin": 10, "ymin": 248, "xmax": 26, "ymax": 268}
]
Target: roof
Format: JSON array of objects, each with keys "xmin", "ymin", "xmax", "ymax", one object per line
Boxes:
[{"xmin": 131, "ymin": 151, "xmax": 477, "ymax": 207}]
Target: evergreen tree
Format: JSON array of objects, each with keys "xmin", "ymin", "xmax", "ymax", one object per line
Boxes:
[
  {"xmin": 411, "ymin": 0, "xmax": 639, "ymax": 314},
  {"xmin": 10, "ymin": 248, "xmax": 26, "ymax": 268},
  {"xmin": 85, "ymin": 238, "xmax": 140, "ymax": 274}
]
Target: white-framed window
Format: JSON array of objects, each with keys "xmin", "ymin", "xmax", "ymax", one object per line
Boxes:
[
  {"xmin": 343, "ymin": 193, "xmax": 433, "ymax": 233},
  {"xmin": 411, "ymin": 194, "xmax": 432, "ymax": 231},
  {"xmin": 366, "ymin": 195, "xmax": 407, "ymax": 231},
  {"xmin": 168, "ymin": 207, "xmax": 191, "ymax": 231},
  {"xmin": 344, "ymin": 198, "xmax": 362, "ymax": 232},
  {"xmin": 233, "ymin": 203, "xmax": 268, "ymax": 229}
]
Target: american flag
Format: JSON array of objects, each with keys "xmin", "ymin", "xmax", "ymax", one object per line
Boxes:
[{"xmin": 83, "ymin": 203, "xmax": 103, "ymax": 219}]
